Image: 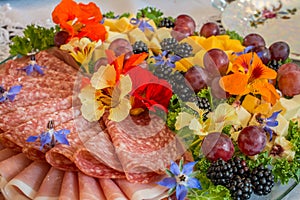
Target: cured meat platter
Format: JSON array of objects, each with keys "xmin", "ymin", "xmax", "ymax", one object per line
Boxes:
[{"xmin": 0, "ymin": 0, "xmax": 300, "ymax": 199}]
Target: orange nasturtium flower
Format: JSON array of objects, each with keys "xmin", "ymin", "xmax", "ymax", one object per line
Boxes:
[
  {"xmin": 220, "ymin": 52, "xmax": 280, "ymax": 105},
  {"xmin": 52, "ymin": 0, "xmax": 106, "ymax": 41}
]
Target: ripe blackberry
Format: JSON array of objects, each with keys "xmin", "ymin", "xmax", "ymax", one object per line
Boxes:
[
  {"xmin": 174, "ymin": 42, "xmax": 193, "ymax": 58},
  {"xmin": 153, "ymin": 64, "xmax": 173, "ymax": 80},
  {"xmin": 169, "ymin": 71, "xmax": 195, "ymax": 101},
  {"xmin": 206, "ymin": 158, "xmax": 234, "ymax": 186},
  {"xmin": 160, "ymin": 38, "xmax": 178, "ymax": 53},
  {"xmin": 250, "ymin": 165, "xmax": 274, "ymax": 196},
  {"xmin": 158, "ymin": 17, "xmax": 175, "ymax": 28},
  {"xmin": 267, "ymin": 60, "xmax": 281, "ymax": 71},
  {"xmin": 195, "ymin": 96, "xmax": 211, "ymax": 111},
  {"xmin": 228, "ymin": 175, "xmax": 253, "ymax": 200},
  {"xmin": 229, "ymin": 157, "xmax": 250, "ymax": 178},
  {"xmin": 132, "ymin": 41, "xmax": 149, "ymax": 54}
]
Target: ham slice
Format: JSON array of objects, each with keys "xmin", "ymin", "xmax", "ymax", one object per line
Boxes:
[
  {"xmin": 99, "ymin": 179, "xmax": 128, "ymax": 200},
  {"xmin": 78, "ymin": 172, "xmax": 106, "ymax": 200},
  {"xmin": 115, "ymin": 178, "xmax": 168, "ymax": 200},
  {"xmin": 0, "ymin": 148, "xmax": 18, "ymax": 162},
  {"xmin": 59, "ymin": 171, "xmax": 79, "ymax": 200},
  {"xmin": 103, "ymin": 111, "xmax": 185, "ymax": 183},
  {"xmin": 34, "ymin": 167, "xmax": 64, "ymax": 200},
  {"xmin": 0, "ymin": 153, "xmax": 31, "ymax": 188},
  {"xmin": 2, "ymin": 161, "xmax": 51, "ymax": 200}
]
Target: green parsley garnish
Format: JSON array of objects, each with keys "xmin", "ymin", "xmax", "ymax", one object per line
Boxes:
[{"xmin": 9, "ymin": 25, "xmax": 59, "ymax": 56}]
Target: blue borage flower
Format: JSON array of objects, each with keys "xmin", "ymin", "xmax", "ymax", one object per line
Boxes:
[
  {"xmin": 0, "ymin": 85, "xmax": 22, "ymax": 103},
  {"xmin": 233, "ymin": 45, "xmax": 265, "ymax": 59},
  {"xmin": 256, "ymin": 110, "xmax": 282, "ymax": 141},
  {"xmin": 21, "ymin": 54, "xmax": 44, "ymax": 75},
  {"xmin": 152, "ymin": 50, "xmax": 181, "ymax": 68},
  {"xmin": 130, "ymin": 18, "xmax": 154, "ymax": 32},
  {"xmin": 157, "ymin": 158, "xmax": 202, "ymax": 200},
  {"xmin": 26, "ymin": 120, "xmax": 70, "ymax": 150}
]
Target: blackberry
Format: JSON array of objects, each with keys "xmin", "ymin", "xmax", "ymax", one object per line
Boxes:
[
  {"xmin": 206, "ymin": 158, "xmax": 234, "ymax": 186},
  {"xmin": 195, "ymin": 96, "xmax": 211, "ymax": 111},
  {"xmin": 174, "ymin": 42, "xmax": 193, "ymax": 58},
  {"xmin": 158, "ymin": 17, "xmax": 175, "ymax": 28},
  {"xmin": 267, "ymin": 60, "xmax": 281, "ymax": 71},
  {"xmin": 229, "ymin": 157, "xmax": 250, "ymax": 178},
  {"xmin": 169, "ymin": 71, "xmax": 195, "ymax": 101},
  {"xmin": 250, "ymin": 165, "xmax": 274, "ymax": 196},
  {"xmin": 160, "ymin": 38, "xmax": 178, "ymax": 53},
  {"xmin": 132, "ymin": 41, "xmax": 149, "ymax": 54},
  {"xmin": 228, "ymin": 175, "xmax": 253, "ymax": 200},
  {"xmin": 153, "ymin": 64, "xmax": 173, "ymax": 80}
]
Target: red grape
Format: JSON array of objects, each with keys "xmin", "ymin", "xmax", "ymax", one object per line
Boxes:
[
  {"xmin": 237, "ymin": 126, "xmax": 267, "ymax": 156},
  {"xmin": 203, "ymin": 48, "xmax": 229, "ymax": 77},
  {"xmin": 94, "ymin": 57, "xmax": 108, "ymax": 72},
  {"xmin": 201, "ymin": 132, "xmax": 234, "ymax": 161},
  {"xmin": 171, "ymin": 26, "xmax": 193, "ymax": 41},
  {"xmin": 278, "ymin": 71, "xmax": 300, "ymax": 97},
  {"xmin": 108, "ymin": 38, "xmax": 133, "ymax": 57},
  {"xmin": 211, "ymin": 77, "xmax": 228, "ymax": 99},
  {"xmin": 254, "ymin": 46, "xmax": 271, "ymax": 65},
  {"xmin": 269, "ymin": 41, "xmax": 290, "ymax": 61},
  {"xmin": 184, "ymin": 66, "xmax": 208, "ymax": 93},
  {"xmin": 54, "ymin": 31, "xmax": 69, "ymax": 47},
  {"xmin": 174, "ymin": 14, "xmax": 196, "ymax": 34},
  {"xmin": 277, "ymin": 63, "xmax": 300, "ymax": 79},
  {"xmin": 199, "ymin": 22, "xmax": 220, "ymax": 38},
  {"xmin": 243, "ymin": 33, "xmax": 266, "ymax": 48}
]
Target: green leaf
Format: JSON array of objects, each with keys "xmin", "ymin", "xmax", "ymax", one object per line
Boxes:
[
  {"xmin": 9, "ymin": 25, "xmax": 59, "ymax": 56},
  {"xmin": 225, "ymin": 30, "xmax": 244, "ymax": 44},
  {"xmin": 136, "ymin": 6, "xmax": 163, "ymax": 23}
]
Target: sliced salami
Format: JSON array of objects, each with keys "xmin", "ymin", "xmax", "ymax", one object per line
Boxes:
[
  {"xmin": 99, "ymin": 179, "xmax": 128, "ymax": 200},
  {"xmin": 78, "ymin": 172, "xmax": 106, "ymax": 200},
  {"xmin": 0, "ymin": 96, "xmax": 72, "ymax": 130},
  {"xmin": 103, "ymin": 111, "xmax": 185, "ymax": 183}
]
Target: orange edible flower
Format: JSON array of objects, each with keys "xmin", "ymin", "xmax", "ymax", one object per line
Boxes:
[
  {"xmin": 52, "ymin": 0, "xmax": 106, "ymax": 41},
  {"xmin": 220, "ymin": 52, "xmax": 280, "ymax": 105}
]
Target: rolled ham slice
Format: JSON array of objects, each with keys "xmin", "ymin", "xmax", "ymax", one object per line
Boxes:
[
  {"xmin": 34, "ymin": 167, "xmax": 64, "ymax": 200},
  {"xmin": 0, "ymin": 148, "xmax": 18, "ymax": 162},
  {"xmin": 2, "ymin": 161, "xmax": 51, "ymax": 200},
  {"xmin": 59, "ymin": 171, "xmax": 79, "ymax": 200},
  {"xmin": 115, "ymin": 178, "xmax": 168, "ymax": 200},
  {"xmin": 99, "ymin": 179, "xmax": 128, "ymax": 200},
  {"xmin": 78, "ymin": 172, "xmax": 106, "ymax": 200},
  {"xmin": 0, "ymin": 153, "xmax": 31, "ymax": 189}
]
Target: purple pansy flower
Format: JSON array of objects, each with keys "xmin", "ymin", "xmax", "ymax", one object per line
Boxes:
[
  {"xmin": 157, "ymin": 159, "xmax": 202, "ymax": 200},
  {"xmin": 0, "ymin": 85, "xmax": 22, "ymax": 103},
  {"xmin": 26, "ymin": 120, "xmax": 70, "ymax": 150}
]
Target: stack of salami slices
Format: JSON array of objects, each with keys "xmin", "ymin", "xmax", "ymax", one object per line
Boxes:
[{"xmin": 0, "ymin": 50, "xmax": 184, "ymax": 200}]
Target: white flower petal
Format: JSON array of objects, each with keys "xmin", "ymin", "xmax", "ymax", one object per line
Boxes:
[
  {"xmin": 175, "ymin": 112, "xmax": 194, "ymax": 130},
  {"xmin": 109, "ymin": 98, "xmax": 131, "ymax": 122},
  {"xmin": 91, "ymin": 64, "xmax": 116, "ymax": 89}
]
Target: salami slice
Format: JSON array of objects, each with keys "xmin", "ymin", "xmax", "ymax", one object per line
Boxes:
[
  {"xmin": 103, "ymin": 111, "xmax": 185, "ymax": 183},
  {"xmin": 0, "ymin": 96, "xmax": 72, "ymax": 131},
  {"xmin": 45, "ymin": 116, "xmax": 99, "ymax": 171},
  {"xmin": 0, "ymin": 87, "xmax": 72, "ymax": 116},
  {"xmin": 1, "ymin": 106, "xmax": 80, "ymax": 150},
  {"xmin": 2, "ymin": 161, "xmax": 51, "ymax": 200}
]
